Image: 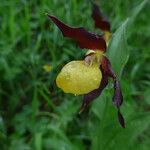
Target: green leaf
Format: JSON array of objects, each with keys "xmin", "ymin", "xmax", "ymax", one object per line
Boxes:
[
  {"xmin": 128, "ymin": 0, "xmax": 148, "ymax": 27},
  {"xmin": 107, "ymin": 19, "xmax": 130, "ymax": 78},
  {"xmin": 106, "ymin": 0, "xmax": 148, "ymax": 78},
  {"xmin": 34, "ymin": 132, "xmax": 42, "ymax": 150}
]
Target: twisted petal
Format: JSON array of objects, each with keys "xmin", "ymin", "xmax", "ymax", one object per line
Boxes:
[
  {"xmin": 47, "ymin": 14, "xmax": 106, "ymax": 51},
  {"xmin": 80, "ymin": 56, "xmax": 125, "ymax": 128},
  {"xmin": 101, "ymin": 56, "xmax": 125, "ymax": 128},
  {"xmin": 92, "ymin": 3, "xmax": 111, "ymax": 32},
  {"xmin": 118, "ymin": 110, "xmax": 125, "ymax": 128},
  {"xmin": 101, "ymin": 56, "xmax": 123, "ymax": 108}
]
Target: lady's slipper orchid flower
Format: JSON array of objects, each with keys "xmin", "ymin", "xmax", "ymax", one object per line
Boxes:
[{"xmin": 47, "ymin": 2, "xmax": 125, "ymax": 128}]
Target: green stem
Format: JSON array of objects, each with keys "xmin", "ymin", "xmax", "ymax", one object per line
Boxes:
[{"xmin": 97, "ymin": 97, "xmax": 109, "ymax": 150}]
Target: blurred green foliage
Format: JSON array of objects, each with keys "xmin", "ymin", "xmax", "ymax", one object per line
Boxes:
[{"xmin": 0, "ymin": 0, "xmax": 150, "ymax": 150}]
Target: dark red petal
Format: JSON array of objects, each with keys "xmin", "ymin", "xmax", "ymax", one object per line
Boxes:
[
  {"xmin": 47, "ymin": 14, "xmax": 106, "ymax": 51},
  {"xmin": 92, "ymin": 2, "xmax": 111, "ymax": 31},
  {"xmin": 79, "ymin": 66, "xmax": 108, "ymax": 113},
  {"xmin": 113, "ymin": 80, "xmax": 123, "ymax": 108},
  {"xmin": 101, "ymin": 56, "xmax": 123, "ymax": 108},
  {"xmin": 118, "ymin": 110, "xmax": 125, "ymax": 128},
  {"xmin": 101, "ymin": 56, "xmax": 125, "ymax": 127}
]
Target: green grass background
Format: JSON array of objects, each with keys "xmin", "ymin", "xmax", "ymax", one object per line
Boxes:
[{"xmin": 0, "ymin": 0, "xmax": 150, "ymax": 149}]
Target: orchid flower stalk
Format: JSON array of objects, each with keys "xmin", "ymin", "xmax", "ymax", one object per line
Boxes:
[{"xmin": 47, "ymin": 2, "xmax": 125, "ymax": 128}]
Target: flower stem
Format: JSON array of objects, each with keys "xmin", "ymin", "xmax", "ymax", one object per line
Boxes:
[{"xmin": 97, "ymin": 97, "xmax": 109, "ymax": 150}]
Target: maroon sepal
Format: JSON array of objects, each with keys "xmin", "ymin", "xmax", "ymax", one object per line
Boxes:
[
  {"xmin": 92, "ymin": 3, "xmax": 111, "ymax": 32},
  {"xmin": 79, "ymin": 66, "xmax": 108, "ymax": 113},
  {"xmin": 47, "ymin": 14, "xmax": 106, "ymax": 51}
]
